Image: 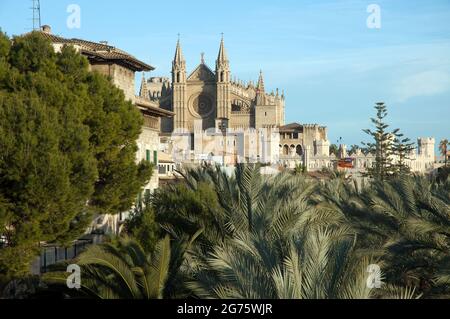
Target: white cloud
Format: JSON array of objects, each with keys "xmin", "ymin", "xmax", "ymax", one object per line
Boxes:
[{"xmin": 394, "ymin": 70, "xmax": 450, "ymax": 102}]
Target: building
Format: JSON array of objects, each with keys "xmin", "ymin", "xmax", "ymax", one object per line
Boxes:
[
  {"xmin": 37, "ymin": 25, "xmax": 174, "ymax": 193},
  {"xmin": 335, "ymin": 138, "xmax": 435, "ymax": 181},
  {"xmin": 142, "ymin": 37, "xmax": 291, "ymax": 166},
  {"xmin": 279, "ymin": 123, "xmax": 333, "ymax": 170},
  {"xmin": 36, "ymin": 25, "xmax": 174, "ymax": 235},
  {"xmin": 140, "ymin": 37, "xmax": 285, "ymax": 133}
]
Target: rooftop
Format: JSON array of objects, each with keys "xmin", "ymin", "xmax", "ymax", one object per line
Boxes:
[{"xmin": 36, "ymin": 26, "xmax": 154, "ymax": 72}]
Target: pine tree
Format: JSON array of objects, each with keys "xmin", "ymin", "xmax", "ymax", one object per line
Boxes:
[
  {"xmin": 329, "ymin": 144, "xmax": 339, "ymax": 156},
  {"xmin": 0, "ymin": 31, "xmax": 153, "ymax": 279},
  {"xmin": 391, "ymin": 132, "xmax": 415, "ymax": 176},
  {"xmin": 439, "ymin": 139, "xmax": 449, "ymax": 167},
  {"xmin": 362, "ymin": 102, "xmax": 396, "ymax": 180}
]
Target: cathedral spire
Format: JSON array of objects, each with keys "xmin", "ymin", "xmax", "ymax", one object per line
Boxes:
[
  {"xmin": 174, "ymin": 37, "xmax": 185, "ymax": 64},
  {"xmin": 172, "ymin": 36, "xmax": 186, "ymax": 84},
  {"xmin": 139, "ymin": 73, "xmax": 148, "ymax": 98},
  {"xmin": 257, "ymin": 70, "xmax": 265, "ymax": 93},
  {"xmin": 217, "ymin": 33, "xmax": 228, "ymax": 63}
]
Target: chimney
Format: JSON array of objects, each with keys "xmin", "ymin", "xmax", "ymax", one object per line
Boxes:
[{"xmin": 41, "ymin": 25, "xmax": 52, "ymax": 34}]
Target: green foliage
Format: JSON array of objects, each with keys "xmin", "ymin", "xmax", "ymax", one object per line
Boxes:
[
  {"xmin": 154, "ymin": 174, "xmax": 225, "ymax": 248},
  {"xmin": 362, "ymin": 102, "xmax": 414, "ymax": 180},
  {"xmin": 348, "ymin": 144, "xmax": 360, "ymax": 155},
  {"xmin": 293, "ymin": 163, "xmax": 306, "ymax": 175},
  {"xmin": 125, "ymin": 192, "xmax": 159, "ymax": 253},
  {"xmin": 44, "ymin": 236, "xmax": 172, "ymax": 299},
  {"xmin": 155, "ymin": 165, "xmax": 380, "ymax": 299},
  {"xmin": 0, "ymin": 31, "xmax": 152, "ymax": 279},
  {"xmin": 391, "ymin": 132, "xmax": 415, "ymax": 176},
  {"xmin": 362, "ymin": 102, "xmax": 396, "ymax": 180},
  {"xmin": 39, "ymin": 165, "xmax": 450, "ymax": 299},
  {"xmin": 329, "ymin": 144, "xmax": 339, "ymax": 156},
  {"xmin": 314, "ymin": 175, "xmax": 450, "ymax": 298},
  {"xmin": 439, "ymin": 139, "xmax": 449, "ymax": 167}
]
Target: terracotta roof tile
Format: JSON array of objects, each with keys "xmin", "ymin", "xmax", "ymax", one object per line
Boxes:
[{"xmin": 36, "ymin": 31, "xmax": 154, "ymax": 71}]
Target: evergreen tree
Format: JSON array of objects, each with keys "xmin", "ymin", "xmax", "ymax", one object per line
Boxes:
[
  {"xmin": 391, "ymin": 132, "xmax": 415, "ymax": 176},
  {"xmin": 439, "ymin": 139, "xmax": 449, "ymax": 167},
  {"xmin": 0, "ymin": 31, "xmax": 152, "ymax": 279},
  {"xmin": 348, "ymin": 144, "xmax": 360, "ymax": 155},
  {"xmin": 124, "ymin": 192, "xmax": 159, "ymax": 253},
  {"xmin": 329, "ymin": 144, "xmax": 339, "ymax": 156},
  {"xmin": 362, "ymin": 102, "xmax": 397, "ymax": 180}
]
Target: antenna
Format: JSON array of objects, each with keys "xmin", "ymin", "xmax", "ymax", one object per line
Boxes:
[{"xmin": 31, "ymin": 0, "xmax": 41, "ymax": 31}]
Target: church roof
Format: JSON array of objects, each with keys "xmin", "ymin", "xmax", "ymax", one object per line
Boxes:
[
  {"xmin": 279, "ymin": 123, "xmax": 303, "ymax": 131},
  {"xmin": 187, "ymin": 63, "xmax": 216, "ymax": 82},
  {"xmin": 36, "ymin": 30, "xmax": 154, "ymax": 72}
]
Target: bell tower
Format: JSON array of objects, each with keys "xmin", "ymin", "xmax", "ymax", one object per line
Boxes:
[
  {"xmin": 215, "ymin": 35, "xmax": 231, "ymax": 128},
  {"xmin": 172, "ymin": 37, "xmax": 187, "ymax": 131}
]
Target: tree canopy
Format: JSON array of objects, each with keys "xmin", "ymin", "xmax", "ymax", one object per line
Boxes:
[{"xmin": 0, "ymin": 31, "xmax": 152, "ymax": 279}]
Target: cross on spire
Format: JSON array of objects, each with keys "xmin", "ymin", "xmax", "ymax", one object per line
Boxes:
[
  {"xmin": 201, "ymin": 52, "xmax": 205, "ymax": 64},
  {"xmin": 217, "ymin": 33, "xmax": 228, "ymax": 63}
]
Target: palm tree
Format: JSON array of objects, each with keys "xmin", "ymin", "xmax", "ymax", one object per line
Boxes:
[
  {"xmin": 189, "ymin": 226, "xmax": 378, "ymax": 299},
  {"xmin": 164, "ymin": 165, "xmax": 417, "ymax": 299},
  {"xmin": 314, "ymin": 174, "xmax": 450, "ymax": 298},
  {"xmin": 439, "ymin": 139, "xmax": 449, "ymax": 167},
  {"xmin": 44, "ymin": 236, "xmax": 172, "ymax": 299},
  {"xmin": 150, "ymin": 164, "xmax": 426, "ymax": 299},
  {"xmin": 293, "ymin": 163, "xmax": 306, "ymax": 175}
]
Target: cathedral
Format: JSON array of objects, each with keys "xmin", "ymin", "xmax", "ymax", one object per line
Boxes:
[
  {"xmin": 138, "ymin": 37, "xmax": 435, "ymax": 173},
  {"xmin": 139, "ymin": 37, "xmax": 285, "ymax": 134}
]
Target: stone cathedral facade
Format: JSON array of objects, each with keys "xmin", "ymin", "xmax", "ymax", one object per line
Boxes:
[
  {"xmin": 139, "ymin": 38, "xmax": 286, "ymax": 165},
  {"xmin": 139, "ymin": 37, "xmax": 436, "ymax": 172},
  {"xmin": 140, "ymin": 38, "xmax": 285, "ymax": 133}
]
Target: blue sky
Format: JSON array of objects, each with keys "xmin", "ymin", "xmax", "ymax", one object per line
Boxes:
[{"xmin": 1, "ymin": 0, "xmax": 449, "ymax": 150}]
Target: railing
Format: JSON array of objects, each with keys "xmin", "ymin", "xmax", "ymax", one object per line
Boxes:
[{"xmin": 38, "ymin": 236, "xmax": 103, "ymax": 273}]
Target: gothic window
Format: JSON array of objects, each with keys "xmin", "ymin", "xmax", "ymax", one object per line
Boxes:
[
  {"xmin": 231, "ymin": 100, "xmax": 250, "ymax": 114},
  {"xmin": 192, "ymin": 94, "xmax": 213, "ymax": 117},
  {"xmin": 232, "ymin": 103, "xmax": 241, "ymax": 112}
]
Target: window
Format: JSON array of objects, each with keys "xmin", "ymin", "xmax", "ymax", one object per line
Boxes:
[
  {"xmin": 153, "ymin": 150, "xmax": 158, "ymax": 164},
  {"xmin": 146, "ymin": 150, "xmax": 150, "ymax": 162}
]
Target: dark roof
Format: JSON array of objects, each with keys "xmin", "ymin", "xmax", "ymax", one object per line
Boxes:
[
  {"xmin": 38, "ymin": 31, "xmax": 154, "ymax": 72},
  {"xmin": 187, "ymin": 63, "xmax": 216, "ymax": 82},
  {"xmin": 279, "ymin": 122, "xmax": 303, "ymax": 132},
  {"xmin": 135, "ymin": 96, "xmax": 175, "ymax": 118}
]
